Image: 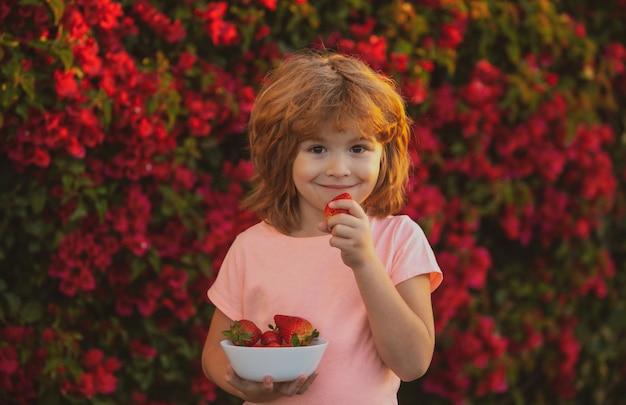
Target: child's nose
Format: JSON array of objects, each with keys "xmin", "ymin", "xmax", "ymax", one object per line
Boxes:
[{"xmin": 326, "ymin": 154, "xmax": 350, "ymax": 176}]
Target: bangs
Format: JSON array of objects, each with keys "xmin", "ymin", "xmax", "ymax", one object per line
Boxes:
[{"xmin": 287, "ymin": 74, "xmax": 402, "ymax": 145}]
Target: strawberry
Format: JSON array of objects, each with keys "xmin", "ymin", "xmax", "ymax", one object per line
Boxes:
[
  {"xmin": 263, "ymin": 341, "xmax": 281, "ymax": 347},
  {"xmin": 273, "ymin": 314, "xmax": 319, "ymax": 347},
  {"xmin": 324, "ymin": 192, "xmax": 352, "ymax": 219},
  {"xmin": 222, "ymin": 319, "xmax": 262, "ymax": 347},
  {"xmin": 260, "ymin": 329, "xmax": 282, "ymax": 346}
]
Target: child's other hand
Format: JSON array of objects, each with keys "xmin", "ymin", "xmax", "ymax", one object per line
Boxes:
[
  {"xmin": 225, "ymin": 365, "xmax": 317, "ymax": 401},
  {"xmin": 319, "ymin": 199, "xmax": 378, "ymax": 270}
]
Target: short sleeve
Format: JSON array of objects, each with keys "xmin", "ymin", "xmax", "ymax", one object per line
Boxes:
[
  {"xmin": 206, "ymin": 236, "xmax": 245, "ymax": 321},
  {"xmin": 383, "ymin": 216, "xmax": 443, "ymax": 292}
]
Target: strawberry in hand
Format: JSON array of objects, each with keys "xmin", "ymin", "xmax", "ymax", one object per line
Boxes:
[
  {"xmin": 222, "ymin": 319, "xmax": 262, "ymax": 347},
  {"xmin": 324, "ymin": 192, "xmax": 352, "ymax": 219},
  {"xmin": 274, "ymin": 314, "xmax": 319, "ymax": 346}
]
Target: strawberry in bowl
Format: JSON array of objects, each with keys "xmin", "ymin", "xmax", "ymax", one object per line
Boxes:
[{"xmin": 220, "ymin": 315, "xmax": 328, "ymax": 382}]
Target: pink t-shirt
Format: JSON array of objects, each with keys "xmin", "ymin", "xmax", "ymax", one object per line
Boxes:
[{"xmin": 207, "ymin": 215, "xmax": 442, "ymax": 404}]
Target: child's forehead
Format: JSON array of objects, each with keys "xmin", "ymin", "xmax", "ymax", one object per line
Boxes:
[{"xmin": 302, "ymin": 119, "xmax": 377, "ymax": 141}]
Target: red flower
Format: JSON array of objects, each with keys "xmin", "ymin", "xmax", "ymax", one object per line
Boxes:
[
  {"xmin": 462, "ymin": 78, "xmax": 492, "ymax": 106},
  {"xmin": 0, "ymin": 346, "xmax": 19, "ymax": 374},
  {"xmin": 130, "ymin": 340, "xmax": 158, "ymax": 359},
  {"xmin": 476, "ymin": 364, "xmax": 508, "ymax": 395},
  {"xmin": 205, "ymin": 19, "xmax": 239, "ymax": 46},
  {"xmin": 82, "ymin": 349, "xmax": 104, "ymax": 369},
  {"xmin": 438, "ymin": 23, "xmax": 464, "ymax": 49},
  {"xmin": 404, "ymin": 77, "xmax": 428, "ymax": 104},
  {"xmin": 62, "ymin": 5, "xmax": 90, "ymax": 39},
  {"xmin": 93, "ymin": 365, "xmax": 117, "ymax": 394},
  {"xmin": 355, "ymin": 35, "xmax": 387, "ymax": 70},
  {"xmin": 73, "ymin": 37, "xmax": 102, "ymax": 76},
  {"xmin": 257, "ymin": 0, "xmax": 277, "ymax": 11},
  {"xmin": 115, "ymin": 296, "xmax": 134, "ymax": 317},
  {"xmin": 390, "ymin": 53, "xmax": 409, "ymax": 73},
  {"xmin": 103, "ymin": 357, "xmax": 122, "ymax": 373},
  {"xmin": 32, "ymin": 148, "xmax": 51, "ymax": 168},
  {"xmin": 255, "ymin": 24, "xmax": 271, "ymax": 41},
  {"xmin": 473, "ymin": 60, "xmax": 501, "ymax": 83},
  {"xmin": 77, "ymin": 373, "xmax": 97, "ymax": 398},
  {"xmin": 349, "ymin": 17, "xmax": 376, "ymax": 39},
  {"xmin": 192, "ymin": 375, "xmax": 218, "ymax": 401},
  {"xmin": 66, "ymin": 136, "xmax": 85, "ymax": 158},
  {"xmin": 176, "ymin": 51, "xmax": 197, "ymax": 73},
  {"xmin": 96, "ymin": 0, "xmax": 123, "ymax": 31},
  {"xmin": 54, "ymin": 70, "xmax": 78, "ymax": 99}
]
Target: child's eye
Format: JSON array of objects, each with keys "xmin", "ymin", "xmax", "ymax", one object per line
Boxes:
[
  {"xmin": 309, "ymin": 145, "xmax": 325, "ymax": 154},
  {"xmin": 351, "ymin": 145, "xmax": 367, "ymax": 153}
]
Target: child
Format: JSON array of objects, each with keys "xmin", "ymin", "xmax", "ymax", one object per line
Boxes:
[{"xmin": 201, "ymin": 50, "xmax": 443, "ymax": 404}]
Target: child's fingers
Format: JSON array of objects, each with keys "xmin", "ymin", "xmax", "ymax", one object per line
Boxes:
[{"xmin": 318, "ymin": 220, "xmax": 331, "ymax": 233}]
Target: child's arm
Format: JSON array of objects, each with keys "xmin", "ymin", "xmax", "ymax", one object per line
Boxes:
[
  {"xmin": 354, "ymin": 272, "xmax": 435, "ymax": 381},
  {"xmin": 201, "ymin": 308, "xmax": 317, "ymax": 400},
  {"xmin": 323, "ymin": 200, "xmax": 436, "ymax": 381}
]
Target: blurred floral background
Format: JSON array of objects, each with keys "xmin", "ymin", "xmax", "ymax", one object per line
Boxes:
[{"xmin": 1, "ymin": 0, "xmax": 625, "ymax": 404}]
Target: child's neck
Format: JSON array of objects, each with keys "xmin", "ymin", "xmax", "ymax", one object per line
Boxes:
[{"xmin": 289, "ymin": 225, "xmax": 327, "ymax": 238}]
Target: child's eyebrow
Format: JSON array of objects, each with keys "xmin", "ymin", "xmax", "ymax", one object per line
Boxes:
[
  {"xmin": 301, "ymin": 136, "xmax": 324, "ymax": 143},
  {"xmin": 354, "ymin": 135, "xmax": 378, "ymax": 143},
  {"xmin": 302, "ymin": 133, "xmax": 375, "ymax": 143}
]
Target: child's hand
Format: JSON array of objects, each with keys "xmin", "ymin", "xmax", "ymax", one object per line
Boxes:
[
  {"xmin": 319, "ymin": 199, "xmax": 379, "ymax": 271},
  {"xmin": 225, "ymin": 365, "xmax": 317, "ymax": 401}
]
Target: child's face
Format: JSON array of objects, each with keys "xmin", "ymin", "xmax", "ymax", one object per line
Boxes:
[{"xmin": 292, "ymin": 123, "xmax": 383, "ymax": 228}]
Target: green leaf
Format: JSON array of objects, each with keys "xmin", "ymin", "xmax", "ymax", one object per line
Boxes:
[
  {"xmin": 21, "ymin": 300, "xmax": 43, "ymax": 323},
  {"xmin": 31, "ymin": 188, "xmax": 47, "ymax": 214},
  {"xmin": 18, "ymin": 71, "xmax": 35, "ymax": 100},
  {"xmin": 52, "ymin": 46, "xmax": 74, "ymax": 71},
  {"xmin": 147, "ymin": 248, "xmax": 161, "ymax": 273},
  {"xmin": 0, "ymin": 82, "xmax": 20, "ymax": 109},
  {"xmin": 131, "ymin": 258, "xmax": 147, "ymax": 280},
  {"xmin": 68, "ymin": 201, "xmax": 88, "ymax": 222},
  {"xmin": 3, "ymin": 292, "xmax": 21, "ymax": 315},
  {"xmin": 45, "ymin": 0, "xmax": 65, "ymax": 25}
]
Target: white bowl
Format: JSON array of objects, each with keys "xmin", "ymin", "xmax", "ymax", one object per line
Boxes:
[{"xmin": 220, "ymin": 338, "xmax": 329, "ymax": 382}]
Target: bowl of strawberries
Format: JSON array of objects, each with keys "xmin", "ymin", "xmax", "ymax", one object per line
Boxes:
[{"xmin": 220, "ymin": 314, "xmax": 328, "ymax": 382}]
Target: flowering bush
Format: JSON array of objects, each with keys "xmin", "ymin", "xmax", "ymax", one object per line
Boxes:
[{"xmin": 0, "ymin": 0, "xmax": 624, "ymax": 404}]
